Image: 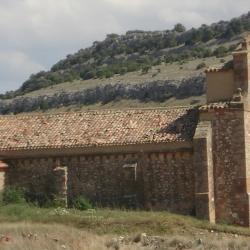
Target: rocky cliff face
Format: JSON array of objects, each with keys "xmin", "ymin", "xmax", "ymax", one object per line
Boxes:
[{"xmin": 0, "ymin": 76, "xmax": 205, "ymax": 114}]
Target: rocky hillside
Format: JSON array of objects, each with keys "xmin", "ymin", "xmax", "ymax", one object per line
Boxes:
[
  {"xmin": 0, "ymin": 12, "xmax": 249, "ymax": 114},
  {"xmin": 0, "ymin": 76, "xmax": 205, "ymax": 114}
]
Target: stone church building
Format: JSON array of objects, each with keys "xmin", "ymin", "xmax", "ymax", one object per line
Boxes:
[{"xmin": 1, "ymin": 36, "xmax": 250, "ymax": 226}]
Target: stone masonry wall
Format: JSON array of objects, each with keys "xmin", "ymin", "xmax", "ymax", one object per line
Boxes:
[
  {"xmin": 233, "ymin": 52, "xmax": 249, "ymax": 92},
  {"xmin": 66, "ymin": 154, "xmax": 139, "ymax": 207},
  {"xmin": 193, "ymin": 121, "xmax": 215, "ymax": 223},
  {"xmin": 203, "ymin": 108, "xmax": 248, "ymax": 226},
  {"xmin": 5, "ymin": 159, "xmax": 57, "ymax": 204},
  {"xmin": 141, "ymin": 152, "xmax": 195, "ymax": 214},
  {"xmin": 4, "ymin": 151, "xmax": 195, "ymax": 214},
  {"xmin": 244, "ymin": 110, "xmax": 250, "ymax": 226}
]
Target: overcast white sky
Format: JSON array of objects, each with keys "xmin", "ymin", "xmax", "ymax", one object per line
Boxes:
[{"xmin": 0, "ymin": 0, "xmax": 250, "ymax": 93}]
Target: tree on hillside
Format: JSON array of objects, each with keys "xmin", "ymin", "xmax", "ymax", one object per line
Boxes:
[
  {"xmin": 242, "ymin": 19, "xmax": 250, "ymax": 31},
  {"xmin": 174, "ymin": 23, "xmax": 186, "ymax": 33},
  {"xmin": 164, "ymin": 33, "xmax": 177, "ymax": 47},
  {"xmin": 230, "ymin": 19, "xmax": 244, "ymax": 34},
  {"xmin": 213, "ymin": 46, "xmax": 228, "ymax": 57},
  {"xmin": 223, "ymin": 27, "xmax": 235, "ymax": 39},
  {"xmin": 200, "ymin": 25, "xmax": 214, "ymax": 42},
  {"xmin": 185, "ymin": 28, "xmax": 202, "ymax": 46}
]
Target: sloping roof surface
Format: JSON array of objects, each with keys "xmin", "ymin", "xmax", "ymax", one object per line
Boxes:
[{"xmin": 0, "ymin": 108, "xmax": 198, "ymax": 151}]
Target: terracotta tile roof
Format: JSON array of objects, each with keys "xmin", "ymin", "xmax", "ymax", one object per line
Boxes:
[{"xmin": 0, "ymin": 108, "xmax": 198, "ymax": 151}]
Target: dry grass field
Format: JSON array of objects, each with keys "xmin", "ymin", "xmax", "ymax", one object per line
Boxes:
[
  {"xmin": 1, "ymin": 222, "xmax": 250, "ymax": 250},
  {"xmin": 1, "ymin": 205, "xmax": 250, "ymax": 249}
]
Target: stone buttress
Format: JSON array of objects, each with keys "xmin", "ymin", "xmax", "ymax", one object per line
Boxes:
[{"xmin": 195, "ymin": 35, "xmax": 250, "ymax": 226}]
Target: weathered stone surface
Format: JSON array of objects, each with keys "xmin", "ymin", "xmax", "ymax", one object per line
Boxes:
[
  {"xmin": 5, "ymin": 159, "xmax": 55, "ymax": 203},
  {"xmin": 4, "ymin": 151, "xmax": 194, "ymax": 215},
  {"xmin": 194, "ymin": 121, "xmax": 215, "ymax": 223},
  {"xmin": 199, "ymin": 105, "xmax": 249, "ymax": 226},
  {"xmin": 211, "ymin": 109, "xmax": 248, "ymax": 226},
  {"xmin": 53, "ymin": 161, "xmax": 68, "ymax": 207},
  {"xmin": 141, "ymin": 152, "xmax": 194, "ymax": 214}
]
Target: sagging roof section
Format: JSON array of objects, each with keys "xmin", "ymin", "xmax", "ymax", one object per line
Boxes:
[{"xmin": 0, "ymin": 108, "xmax": 198, "ymax": 151}]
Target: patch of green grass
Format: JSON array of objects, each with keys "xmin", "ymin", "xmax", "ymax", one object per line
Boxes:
[{"xmin": 0, "ymin": 204, "xmax": 250, "ymax": 236}]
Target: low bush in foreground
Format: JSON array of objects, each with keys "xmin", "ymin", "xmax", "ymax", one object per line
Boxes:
[
  {"xmin": 72, "ymin": 196, "xmax": 93, "ymax": 211},
  {"xmin": 1, "ymin": 187, "xmax": 26, "ymax": 205},
  {"xmin": 1, "ymin": 187, "xmax": 94, "ymax": 210}
]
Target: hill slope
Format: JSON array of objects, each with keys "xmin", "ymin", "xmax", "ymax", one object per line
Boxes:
[{"xmin": 0, "ymin": 12, "xmax": 249, "ymax": 114}]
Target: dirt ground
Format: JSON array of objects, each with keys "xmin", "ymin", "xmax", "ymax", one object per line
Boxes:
[{"xmin": 1, "ymin": 223, "xmax": 250, "ymax": 250}]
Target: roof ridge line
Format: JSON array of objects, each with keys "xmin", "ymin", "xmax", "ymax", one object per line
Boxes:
[{"xmin": 0, "ymin": 105, "xmax": 197, "ymax": 119}]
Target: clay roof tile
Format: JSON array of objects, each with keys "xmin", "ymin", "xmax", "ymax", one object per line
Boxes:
[{"xmin": 0, "ymin": 107, "xmax": 198, "ymax": 151}]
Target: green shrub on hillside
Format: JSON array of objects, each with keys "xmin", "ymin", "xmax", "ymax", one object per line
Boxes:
[
  {"xmin": 174, "ymin": 23, "xmax": 186, "ymax": 33},
  {"xmin": 141, "ymin": 65, "xmax": 151, "ymax": 74},
  {"xmin": 213, "ymin": 46, "xmax": 228, "ymax": 58}
]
